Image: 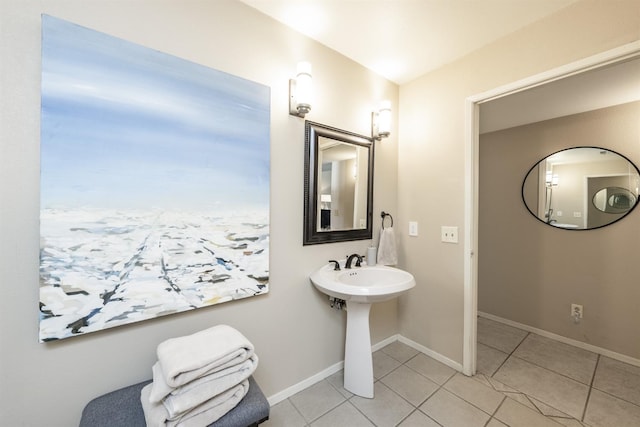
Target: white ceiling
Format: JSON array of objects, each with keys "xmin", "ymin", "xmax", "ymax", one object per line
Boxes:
[
  {"xmin": 241, "ymin": 0, "xmax": 579, "ymax": 84},
  {"xmin": 242, "ymin": 0, "xmax": 639, "ymax": 131}
]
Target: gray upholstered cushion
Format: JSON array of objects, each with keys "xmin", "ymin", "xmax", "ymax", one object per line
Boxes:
[{"xmin": 79, "ymin": 376, "xmax": 269, "ymax": 427}]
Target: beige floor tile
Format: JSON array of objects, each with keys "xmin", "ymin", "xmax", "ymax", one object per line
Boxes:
[
  {"xmin": 592, "ymin": 356, "xmax": 640, "ymax": 406},
  {"xmin": 513, "ymin": 334, "xmax": 597, "ymax": 384},
  {"xmin": 310, "ymin": 401, "xmax": 375, "ymax": 427},
  {"xmin": 477, "ymin": 342, "xmax": 509, "ymax": 376},
  {"xmin": 477, "ymin": 316, "xmax": 528, "ymax": 353},
  {"xmin": 289, "ymin": 379, "xmax": 346, "ymax": 423},
  {"xmin": 443, "ymin": 373, "xmax": 505, "ymax": 414},
  {"xmin": 494, "ymin": 397, "xmax": 563, "ymax": 427},
  {"xmin": 551, "ymin": 417, "xmax": 588, "ymax": 426},
  {"xmin": 502, "ymin": 392, "xmax": 538, "ymax": 411},
  {"xmin": 530, "ymin": 396, "xmax": 572, "ymax": 418},
  {"xmin": 486, "ymin": 418, "xmax": 509, "ymax": 427},
  {"xmin": 350, "ymin": 381, "xmax": 414, "ymax": 427},
  {"xmin": 397, "ymin": 410, "xmax": 441, "ymax": 427},
  {"xmin": 494, "ymin": 357, "xmax": 589, "ymax": 419},
  {"xmin": 584, "ymin": 389, "xmax": 640, "ymax": 427},
  {"xmin": 262, "ymin": 399, "xmax": 306, "ymax": 427},
  {"xmin": 420, "ymin": 388, "xmax": 491, "ymax": 427},
  {"xmin": 325, "ymin": 370, "xmax": 354, "ymax": 399},
  {"xmin": 405, "ymin": 353, "xmax": 456, "ymax": 385},
  {"xmin": 380, "ymin": 340, "xmax": 420, "ymax": 363},
  {"xmin": 272, "ymin": 321, "xmax": 637, "ymax": 427},
  {"xmin": 486, "ymin": 376, "xmax": 519, "ymax": 393},
  {"xmin": 372, "ymin": 350, "xmax": 402, "ymax": 380},
  {"xmin": 380, "ymin": 365, "xmax": 439, "ymax": 406}
]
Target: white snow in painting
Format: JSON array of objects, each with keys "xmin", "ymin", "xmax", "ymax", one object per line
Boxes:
[
  {"xmin": 39, "ymin": 208, "xmax": 268, "ymax": 341},
  {"xmin": 39, "ymin": 16, "xmax": 270, "ymax": 340}
]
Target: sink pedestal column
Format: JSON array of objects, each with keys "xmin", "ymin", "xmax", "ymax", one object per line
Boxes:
[{"xmin": 343, "ymin": 301, "xmax": 374, "ymax": 398}]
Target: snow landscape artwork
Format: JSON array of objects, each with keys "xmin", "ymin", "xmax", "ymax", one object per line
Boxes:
[{"xmin": 39, "ymin": 16, "xmax": 270, "ymax": 341}]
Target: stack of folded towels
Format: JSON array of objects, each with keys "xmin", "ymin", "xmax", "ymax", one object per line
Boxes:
[{"xmin": 140, "ymin": 325, "xmax": 258, "ymax": 427}]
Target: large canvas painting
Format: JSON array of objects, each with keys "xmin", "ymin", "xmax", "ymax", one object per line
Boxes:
[{"xmin": 39, "ymin": 16, "xmax": 270, "ymax": 341}]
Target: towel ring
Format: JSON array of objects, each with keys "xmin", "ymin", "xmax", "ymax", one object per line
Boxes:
[{"xmin": 381, "ymin": 211, "xmax": 394, "ymax": 229}]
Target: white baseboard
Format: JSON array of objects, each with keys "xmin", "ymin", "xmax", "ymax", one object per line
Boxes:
[
  {"xmin": 372, "ymin": 333, "xmax": 400, "ymax": 352},
  {"xmin": 266, "ymin": 359, "xmax": 344, "ymax": 406},
  {"xmin": 266, "ymin": 334, "xmax": 460, "ymax": 406},
  {"xmin": 398, "ymin": 335, "xmax": 464, "ymax": 372},
  {"xmin": 478, "ymin": 311, "xmax": 640, "ymax": 368}
]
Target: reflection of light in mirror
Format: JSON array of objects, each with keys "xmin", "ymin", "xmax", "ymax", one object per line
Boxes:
[{"xmin": 545, "ymin": 171, "xmax": 559, "ymax": 186}]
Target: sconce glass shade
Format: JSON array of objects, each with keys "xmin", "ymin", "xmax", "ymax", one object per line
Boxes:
[
  {"xmin": 289, "ymin": 61, "xmax": 313, "ymax": 117},
  {"xmin": 372, "ymin": 100, "xmax": 391, "ymax": 140}
]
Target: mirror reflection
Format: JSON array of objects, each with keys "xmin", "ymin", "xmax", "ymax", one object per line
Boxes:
[
  {"xmin": 522, "ymin": 147, "xmax": 640, "ymax": 230},
  {"xmin": 318, "ymin": 137, "xmax": 369, "ymax": 231},
  {"xmin": 593, "ymin": 187, "xmax": 637, "ymax": 213},
  {"xmin": 304, "ymin": 122, "xmax": 374, "ymax": 245}
]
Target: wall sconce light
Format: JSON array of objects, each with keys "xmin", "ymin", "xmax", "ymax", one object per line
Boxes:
[
  {"xmin": 545, "ymin": 171, "xmax": 559, "ymax": 187},
  {"xmin": 372, "ymin": 100, "xmax": 391, "ymax": 141},
  {"xmin": 289, "ymin": 61, "xmax": 313, "ymax": 118}
]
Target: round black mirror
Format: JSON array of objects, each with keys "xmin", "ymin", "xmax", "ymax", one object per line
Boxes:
[{"xmin": 522, "ymin": 147, "xmax": 640, "ymax": 230}]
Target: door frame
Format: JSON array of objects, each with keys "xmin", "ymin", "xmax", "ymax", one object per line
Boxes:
[{"xmin": 462, "ymin": 41, "xmax": 640, "ymax": 376}]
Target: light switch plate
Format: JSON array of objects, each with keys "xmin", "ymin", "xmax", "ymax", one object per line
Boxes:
[
  {"xmin": 441, "ymin": 226, "xmax": 458, "ymax": 243},
  {"xmin": 409, "ymin": 221, "xmax": 418, "ymax": 236}
]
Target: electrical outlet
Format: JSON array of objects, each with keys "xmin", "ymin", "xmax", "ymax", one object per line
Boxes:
[
  {"xmin": 441, "ymin": 226, "xmax": 458, "ymax": 243},
  {"xmin": 571, "ymin": 304, "xmax": 583, "ymax": 321}
]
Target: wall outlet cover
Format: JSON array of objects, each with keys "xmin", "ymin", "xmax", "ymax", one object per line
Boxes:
[{"xmin": 441, "ymin": 226, "xmax": 458, "ymax": 243}]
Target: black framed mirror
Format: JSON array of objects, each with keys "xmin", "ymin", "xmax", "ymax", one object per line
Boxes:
[
  {"xmin": 303, "ymin": 121, "xmax": 374, "ymax": 245},
  {"xmin": 522, "ymin": 146, "xmax": 640, "ymax": 230}
]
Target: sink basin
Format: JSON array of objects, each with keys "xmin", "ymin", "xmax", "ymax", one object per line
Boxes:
[
  {"xmin": 551, "ymin": 223, "xmax": 579, "ymax": 229},
  {"xmin": 310, "ymin": 264, "xmax": 415, "ymax": 303},
  {"xmin": 310, "ymin": 262, "xmax": 415, "ymax": 398}
]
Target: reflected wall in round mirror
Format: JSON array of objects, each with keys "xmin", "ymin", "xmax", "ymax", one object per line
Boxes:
[{"xmin": 522, "ymin": 147, "xmax": 640, "ymax": 230}]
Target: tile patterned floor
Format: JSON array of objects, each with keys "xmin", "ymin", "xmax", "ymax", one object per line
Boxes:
[{"xmin": 264, "ymin": 317, "xmax": 640, "ymax": 426}]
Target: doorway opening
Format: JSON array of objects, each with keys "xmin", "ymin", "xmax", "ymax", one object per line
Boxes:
[{"xmin": 463, "ymin": 41, "xmax": 640, "ymax": 376}]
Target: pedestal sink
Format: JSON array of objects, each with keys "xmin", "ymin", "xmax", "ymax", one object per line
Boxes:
[{"xmin": 310, "ymin": 262, "xmax": 415, "ymax": 398}]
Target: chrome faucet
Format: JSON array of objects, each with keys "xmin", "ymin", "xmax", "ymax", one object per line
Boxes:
[{"xmin": 345, "ymin": 253, "xmax": 363, "ymax": 269}]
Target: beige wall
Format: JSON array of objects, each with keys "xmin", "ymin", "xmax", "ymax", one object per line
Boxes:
[
  {"xmin": 3, "ymin": 0, "xmax": 640, "ymax": 424},
  {"xmin": 479, "ymin": 102, "xmax": 640, "ymax": 359},
  {"xmin": 0, "ymin": 1, "xmax": 398, "ymax": 425},
  {"xmin": 397, "ymin": 0, "xmax": 640, "ymax": 363}
]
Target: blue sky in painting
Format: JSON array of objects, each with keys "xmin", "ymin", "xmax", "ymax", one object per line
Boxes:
[{"xmin": 40, "ymin": 15, "xmax": 270, "ymax": 211}]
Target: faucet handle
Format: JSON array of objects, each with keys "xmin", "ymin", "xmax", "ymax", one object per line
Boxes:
[
  {"xmin": 355, "ymin": 255, "xmax": 363, "ymax": 267},
  {"xmin": 328, "ymin": 260, "xmax": 341, "ymax": 271}
]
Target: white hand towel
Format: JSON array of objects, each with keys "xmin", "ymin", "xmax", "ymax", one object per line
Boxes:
[
  {"xmin": 377, "ymin": 227, "xmax": 398, "ymax": 265},
  {"xmin": 156, "ymin": 355, "xmax": 258, "ymax": 418},
  {"xmin": 141, "ymin": 379, "xmax": 249, "ymax": 427},
  {"xmin": 157, "ymin": 324, "xmax": 254, "ymax": 388}
]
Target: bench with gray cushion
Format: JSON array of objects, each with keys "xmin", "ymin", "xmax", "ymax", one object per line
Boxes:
[{"xmin": 79, "ymin": 376, "xmax": 269, "ymax": 427}]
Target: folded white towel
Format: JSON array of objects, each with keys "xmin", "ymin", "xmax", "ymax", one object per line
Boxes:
[
  {"xmin": 377, "ymin": 226, "xmax": 398, "ymax": 265},
  {"xmin": 150, "ymin": 354, "xmax": 258, "ymax": 418},
  {"xmin": 157, "ymin": 325, "xmax": 254, "ymax": 388},
  {"xmin": 141, "ymin": 379, "xmax": 249, "ymax": 427}
]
